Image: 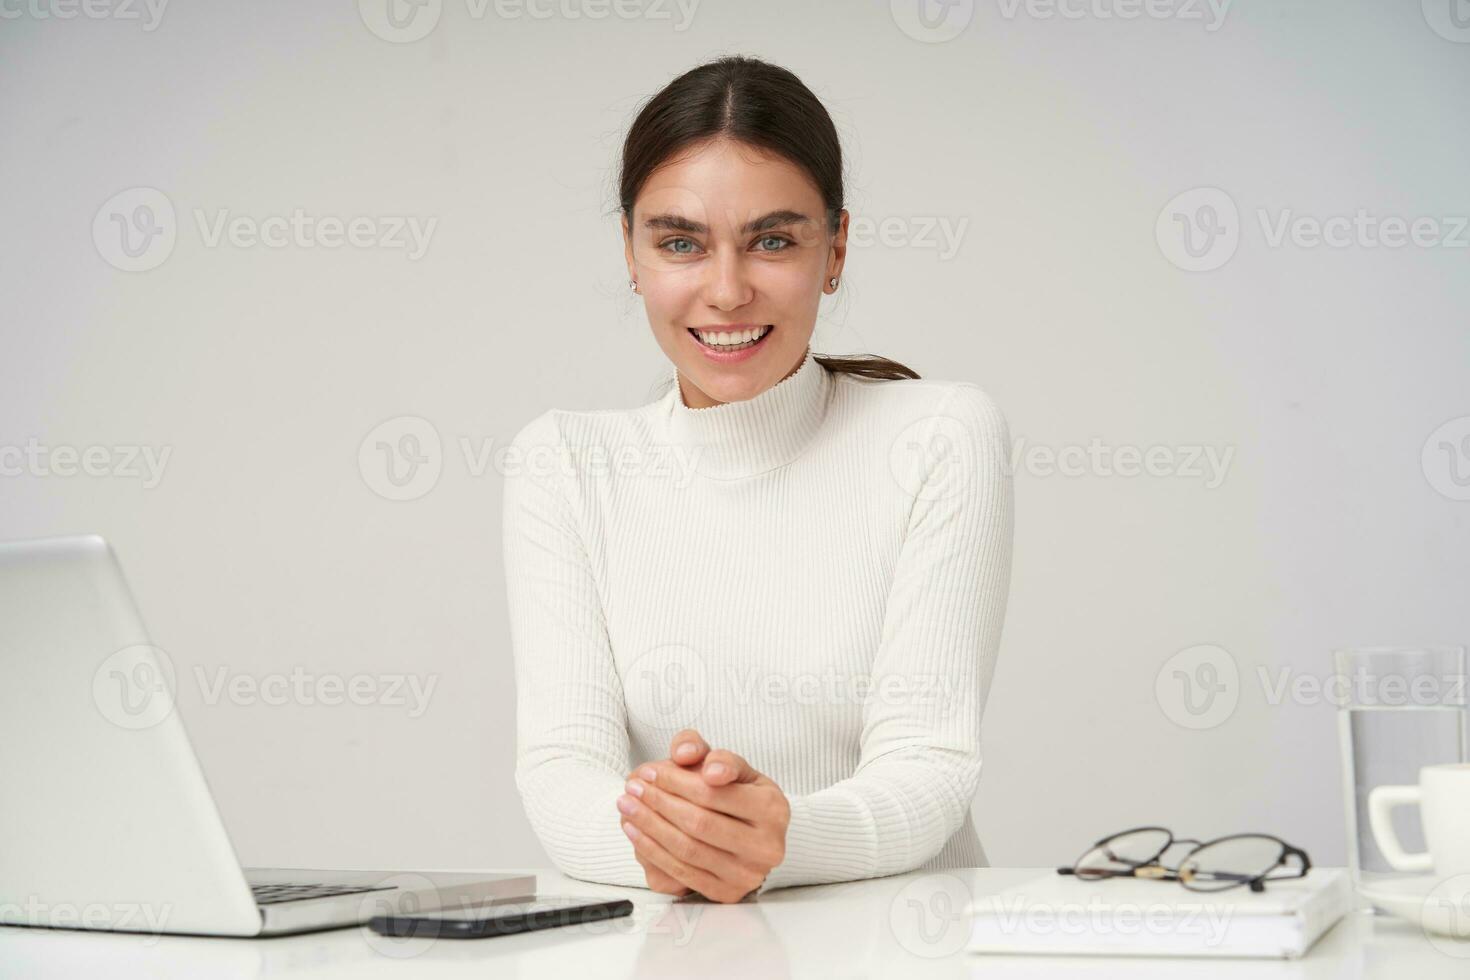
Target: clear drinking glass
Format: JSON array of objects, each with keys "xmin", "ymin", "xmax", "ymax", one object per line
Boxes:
[{"xmin": 1335, "ymin": 645, "xmax": 1468, "ymax": 905}]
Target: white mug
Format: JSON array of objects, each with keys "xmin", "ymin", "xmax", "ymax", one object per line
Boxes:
[{"xmin": 1369, "ymin": 763, "xmax": 1470, "ymax": 876}]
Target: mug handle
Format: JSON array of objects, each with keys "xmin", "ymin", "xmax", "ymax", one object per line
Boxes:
[{"xmin": 1367, "ymin": 784, "xmax": 1434, "ymax": 872}]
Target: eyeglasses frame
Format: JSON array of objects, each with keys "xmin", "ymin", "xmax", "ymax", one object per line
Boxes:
[{"xmin": 1055, "ymin": 825, "xmax": 1312, "ymax": 893}]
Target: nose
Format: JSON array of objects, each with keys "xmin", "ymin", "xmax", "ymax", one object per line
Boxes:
[{"xmin": 701, "ymin": 248, "xmax": 754, "ymax": 311}]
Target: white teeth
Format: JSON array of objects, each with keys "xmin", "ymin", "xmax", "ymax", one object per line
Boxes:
[{"xmin": 696, "ymin": 325, "xmax": 770, "ymax": 347}]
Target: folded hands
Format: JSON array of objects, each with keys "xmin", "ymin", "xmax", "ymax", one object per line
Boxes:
[{"xmin": 617, "ymin": 728, "xmax": 791, "ymax": 903}]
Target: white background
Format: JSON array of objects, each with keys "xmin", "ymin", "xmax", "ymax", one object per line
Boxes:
[{"xmin": 2, "ymin": 0, "xmax": 1469, "ymax": 872}]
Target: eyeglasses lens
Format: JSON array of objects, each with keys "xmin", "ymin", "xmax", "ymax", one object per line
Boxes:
[
  {"xmin": 1074, "ymin": 829, "xmax": 1172, "ymax": 879},
  {"xmin": 1178, "ymin": 835, "xmax": 1285, "ymax": 891}
]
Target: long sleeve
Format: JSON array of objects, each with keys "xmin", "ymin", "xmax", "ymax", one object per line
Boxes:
[
  {"xmin": 759, "ymin": 384, "xmax": 1014, "ymax": 892},
  {"xmin": 501, "ymin": 411, "xmax": 645, "ymax": 886}
]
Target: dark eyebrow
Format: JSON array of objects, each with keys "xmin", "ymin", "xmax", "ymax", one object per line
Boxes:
[{"xmin": 642, "ymin": 209, "xmax": 814, "ymax": 235}]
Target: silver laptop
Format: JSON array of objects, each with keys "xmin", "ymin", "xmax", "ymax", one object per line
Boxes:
[{"xmin": 0, "ymin": 534, "xmax": 535, "ymax": 937}]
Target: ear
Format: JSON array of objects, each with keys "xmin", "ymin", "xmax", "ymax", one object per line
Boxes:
[
  {"xmin": 622, "ymin": 212, "xmax": 637, "ymax": 286},
  {"xmin": 827, "ymin": 207, "xmax": 849, "ymax": 284}
]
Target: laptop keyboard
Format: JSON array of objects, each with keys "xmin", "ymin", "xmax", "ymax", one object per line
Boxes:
[{"xmin": 250, "ymin": 882, "xmax": 396, "ymax": 906}]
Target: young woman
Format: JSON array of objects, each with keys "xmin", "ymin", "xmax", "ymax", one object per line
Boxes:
[{"xmin": 502, "ymin": 55, "xmax": 1014, "ymax": 903}]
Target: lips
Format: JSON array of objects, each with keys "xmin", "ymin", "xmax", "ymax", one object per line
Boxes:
[
  {"xmin": 685, "ymin": 323, "xmax": 774, "ymax": 361},
  {"xmin": 693, "ymin": 326, "xmax": 770, "ymax": 337},
  {"xmin": 687, "ymin": 326, "xmax": 776, "ymax": 348}
]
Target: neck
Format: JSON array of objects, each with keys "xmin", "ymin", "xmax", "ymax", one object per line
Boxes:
[
  {"xmin": 663, "ymin": 348, "xmax": 832, "ymax": 480},
  {"xmin": 676, "ymin": 350, "xmax": 809, "ymax": 410}
]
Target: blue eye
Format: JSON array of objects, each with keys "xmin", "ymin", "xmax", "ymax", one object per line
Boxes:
[{"xmin": 658, "ymin": 235, "xmax": 793, "ymax": 255}]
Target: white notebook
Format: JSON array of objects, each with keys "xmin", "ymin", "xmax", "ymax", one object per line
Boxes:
[{"xmin": 967, "ymin": 868, "xmax": 1350, "ymax": 959}]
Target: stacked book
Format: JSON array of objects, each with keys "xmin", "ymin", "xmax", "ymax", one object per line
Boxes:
[{"xmin": 967, "ymin": 868, "xmax": 1351, "ymax": 959}]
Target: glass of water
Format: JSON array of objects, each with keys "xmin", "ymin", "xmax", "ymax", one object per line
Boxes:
[{"xmin": 1335, "ymin": 645, "xmax": 1468, "ymax": 904}]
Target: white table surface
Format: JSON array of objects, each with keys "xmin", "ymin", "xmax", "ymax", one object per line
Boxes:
[{"xmin": 1, "ymin": 866, "xmax": 1463, "ymax": 978}]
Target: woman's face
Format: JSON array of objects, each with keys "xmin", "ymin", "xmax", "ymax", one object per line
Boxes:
[{"xmin": 623, "ymin": 138, "xmax": 847, "ymax": 409}]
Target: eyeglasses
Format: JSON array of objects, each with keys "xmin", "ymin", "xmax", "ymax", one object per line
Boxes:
[{"xmin": 1056, "ymin": 826, "xmax": 1311, "ymax": 893}]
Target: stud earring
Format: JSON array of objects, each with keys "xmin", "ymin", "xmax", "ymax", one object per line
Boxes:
[
  {"xmin": 629, "ymin": 280, "xmax": 638, "ymax": 292},
  {"xmin": 829, "ymin": 276, "xmax": 839, "ymax": 289}
]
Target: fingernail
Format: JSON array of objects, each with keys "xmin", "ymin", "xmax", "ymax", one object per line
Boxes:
[
  {"xmin": 623, "ymin": 822, "xmax": 640, "ymax": 840},
  {"xmin": 617, "ymin": 794, "xmax": 637, "ymax": 815},
  {"xmin": 676, "ymin": 742, "xmax": 698, "ymax": 759},
  {"xmin": 706, "ymin": 762, "xmax": 728, "ymax": 778},
  {"xmin": 625, "ymin": 779, "xmax": 644, "ymax": 798},
  {"xmin": 638, "ymin": 766, "xmax": 657, "ymax": 782}
]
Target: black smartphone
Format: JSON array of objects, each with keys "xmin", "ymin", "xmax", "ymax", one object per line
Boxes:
[{"xmin": 368, "ymin": 895, "xmax": 634, "ymax": 939}]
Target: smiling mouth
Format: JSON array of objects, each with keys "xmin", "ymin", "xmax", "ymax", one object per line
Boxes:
[{"xmin": 687, "ymin": 325, "xmax": 774, "ymax": 351}]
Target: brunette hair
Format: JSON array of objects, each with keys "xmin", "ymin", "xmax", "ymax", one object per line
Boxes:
[{"xmin": 617, "ymin": 55, "xmax": 921, "ymax": 390}]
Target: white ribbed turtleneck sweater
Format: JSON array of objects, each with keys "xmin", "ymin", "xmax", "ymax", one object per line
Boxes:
[{"xmin": 502, "ymin": 348, "xmax": 1014, "ymax": 892}]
